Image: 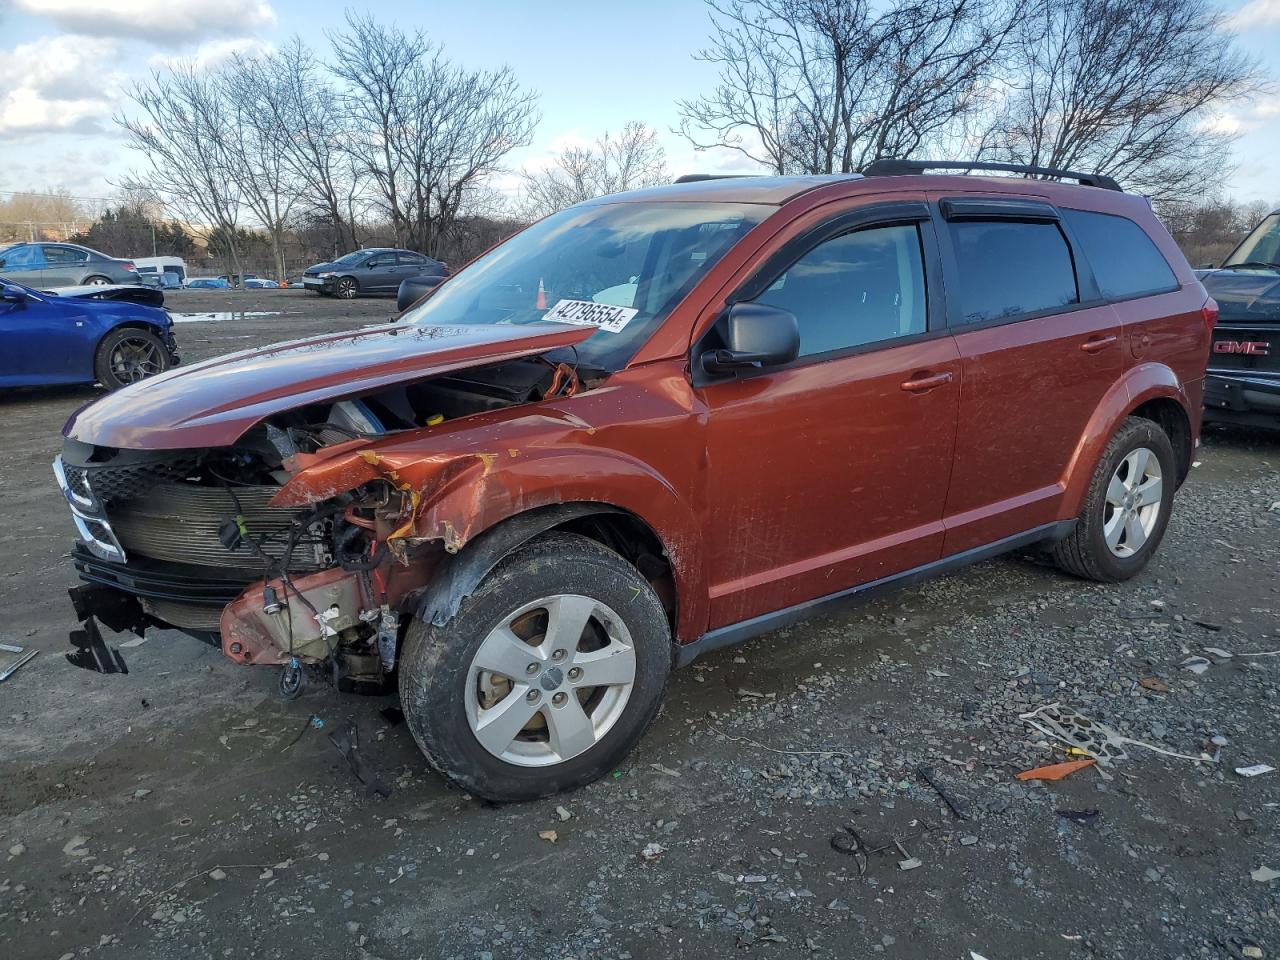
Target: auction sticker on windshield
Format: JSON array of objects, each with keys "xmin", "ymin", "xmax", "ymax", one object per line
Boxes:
[{"xmin": 543, "ymin": 299, "xmax": 638, "ymax": 334}]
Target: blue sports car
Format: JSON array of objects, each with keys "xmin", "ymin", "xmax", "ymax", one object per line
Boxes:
[{"xmin": 0, "ymin": 278, "xmax": 178, "ymax": 390}]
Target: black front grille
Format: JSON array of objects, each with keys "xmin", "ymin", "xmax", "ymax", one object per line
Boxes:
[{"xmin": 71, "ymin": 456, "xmax": 202, "ymax": 504}]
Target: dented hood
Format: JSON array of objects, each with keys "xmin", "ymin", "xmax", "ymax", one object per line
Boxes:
[{"xmin": 63, "ymin": 321, "xmax": 593, "ymax": 450}]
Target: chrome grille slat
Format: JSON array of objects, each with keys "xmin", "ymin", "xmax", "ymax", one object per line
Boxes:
[{"xmin": 107, "ymin": 483, "xmax": 323, "ymax": 571}]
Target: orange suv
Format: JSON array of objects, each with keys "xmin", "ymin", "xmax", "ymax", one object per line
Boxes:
[{"xmin": 55, "ymin": 160, "xmax": 1215, "ymax": 801}]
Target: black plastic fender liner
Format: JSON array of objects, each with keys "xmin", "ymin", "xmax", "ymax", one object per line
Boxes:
[
  {"xmin": 68, "ymin": 583, "xmax": 150, "ymax": 637},
  {"xmin": 411, "ymin": 503, "xmax": 623, "ymax": 628}
]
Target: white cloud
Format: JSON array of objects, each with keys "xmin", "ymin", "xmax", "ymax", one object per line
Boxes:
[
  {"xmin": 0, "ymin": 35, "xmax": 124, "ymax": 137},
  {"xmin": 150, "ymin": 36, "xmax": 276, "ymax": 71},
  {"xmin": 12, "ymin": 0, "xmax": 277, "ymax": 45},
  {"xmin": 1228, "ymin": 0, "xmax": 1280, "ymax": 29}
]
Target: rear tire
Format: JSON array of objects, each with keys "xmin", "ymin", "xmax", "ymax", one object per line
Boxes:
[
  {"xmin": 84, "ymin": 275, "xmax": 112, "ymax": 286},
  {"xmin": 398, "ymin": 532, "xmax": 671, "ymax": 802},
  {"xmin": 94, "ymin": 327, "xmax": 170, "ymax": 390},
  {"xmin": 1051, "ymin": 416, "xmax": 1176, "ymax": 582}
]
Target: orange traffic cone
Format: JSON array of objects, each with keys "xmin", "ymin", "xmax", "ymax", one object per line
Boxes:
[{"xmin": 535, "ymin": 277, "xmax": 547, "ymax": 310}]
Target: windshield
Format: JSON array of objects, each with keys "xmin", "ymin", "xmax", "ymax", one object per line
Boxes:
[
  {"xmin": 1225, "ymin": 213, "xmax": 1280, "ymax": 268},
  {"xmin": 402, "ymin": 201, "xmax": 769, "ymax": 370}
]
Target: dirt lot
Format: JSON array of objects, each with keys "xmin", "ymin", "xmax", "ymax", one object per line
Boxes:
[{"xmin": 2, "ymin": 288, "xmax": 1278, "ymax": 960}]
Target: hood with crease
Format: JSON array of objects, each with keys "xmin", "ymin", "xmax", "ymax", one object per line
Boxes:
[
  {"xmin": 63, "ymin": 321, "xmax": 593, "ymax": 450},
  {"xmin": 1197, "ymin": 267, "xmax": 1280, "ymax": 323}
]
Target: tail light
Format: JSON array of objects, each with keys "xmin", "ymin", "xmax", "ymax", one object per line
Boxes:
[
  {"xmin": 122, "ymin": 261, "xmax": 136, "ymax": 272},
  {"xmin": 1201, "ymin": 297, "xmax": 1219, "ymax": 336}
]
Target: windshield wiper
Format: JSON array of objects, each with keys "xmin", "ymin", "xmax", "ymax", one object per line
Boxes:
[{"xmin": 1223, "ymin": 260, "xmax": 1280, "ymax": 271}]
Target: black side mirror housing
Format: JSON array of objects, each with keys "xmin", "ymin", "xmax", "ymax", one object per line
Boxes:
[
  {"xmin": 0, "ymin": 283, "xmax": 28, "ymax": 307},
  {"xmin": 702, "ymin": 302, "xmax": 800, "ymax": 376},
  {"xmin": 397, "ymin": 274, "xmax": 447, "ymax": 312}
]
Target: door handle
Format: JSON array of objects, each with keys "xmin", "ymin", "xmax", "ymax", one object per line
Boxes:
[
  {"xmin": 900, "ymin": 371, "xmax": 954, "ymax": 393},
  {"xmin": 1080, "ymin": 334, "xmax": 1118, "ymax": 354}
]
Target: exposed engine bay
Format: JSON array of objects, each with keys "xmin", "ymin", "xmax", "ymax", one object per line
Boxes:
[{"xmin": 56, "ymin": 355, "xmax": 586, "ymax": 696}]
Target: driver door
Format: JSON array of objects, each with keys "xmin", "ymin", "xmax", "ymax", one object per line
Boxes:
[
  {"xmin": 0, "ymin": 244, "xmax": 48, "ymax": 285},
  {"xmin": 697, "ymin": 200, "xmax": 960, "ymax": 629}
]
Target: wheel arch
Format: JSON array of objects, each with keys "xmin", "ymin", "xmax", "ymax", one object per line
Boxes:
[
  {"xmin": 1060, "ymin": 363, "xmax": 1195, "ymax": 519},
  {"xmin": 410, "ymin": 501, "xmax": 680, "ymax": 640}
]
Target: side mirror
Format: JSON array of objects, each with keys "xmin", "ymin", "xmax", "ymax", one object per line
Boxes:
[
  {"xmin": 1, "ymin": 283, "xmax": 28, "ymax": 307},
  {"xmin": 702, "ymin": 302, "xmax": 800, "ymax": 376},
  {"xmin": 397, "ymin": 274, "xmax": 447, "ymax": 312}
]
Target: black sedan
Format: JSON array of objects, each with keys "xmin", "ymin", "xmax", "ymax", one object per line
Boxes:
[{"xmin": 301, "ymin": 248, "xmax": 448, "ymax": 299}]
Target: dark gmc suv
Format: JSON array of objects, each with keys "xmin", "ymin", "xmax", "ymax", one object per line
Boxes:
[
  {"xmin": 1197, "ymin": 209, "xmax": 1280, "ymax": 428},
  {"xmin": 54, "ymin": 160, "xmax": 1213, "ymax": 801}
]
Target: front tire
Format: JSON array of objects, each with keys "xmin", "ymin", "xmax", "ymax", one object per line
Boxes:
[
  {"xmin": 399, "ymin": 532, "xmax": 671, "ymax": 802},
  {"xmin": 335, "ymin": 276, "xmax": 358, "ymax": 299},
  {"xmin": 94, "ymin": 327, "xmax": 170, "ymax": 390},
  {"xmin": 1051, "ymin": 416, "xmax": 1176, "ymax": 582}
]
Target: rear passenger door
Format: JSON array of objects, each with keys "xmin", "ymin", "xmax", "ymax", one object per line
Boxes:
[
  {"xmin": 699, "ymin": 201, "xmax": 961, "ymax": 628},
  {"xmin": 43, "ymin": 245, "xmax": 89, "ymax": 285},
  {"xmin": 933, "ymin": 195, "xmax": 1120, "ymax": 554}
]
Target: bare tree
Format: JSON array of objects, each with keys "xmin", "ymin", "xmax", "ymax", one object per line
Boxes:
[
  {"xmin": 983, "ymin": 0, "xmax": 1263, "ymax": 201},
  {"xmin": 117, "ymin": 64, "xmax": 246, "ymax": 279},
  {"xmin": 328, "ymin": 14, "xmax": 540, "ymax": 256},
  {"xmin": 519, "ymin": 122, "xmax": 669, "ymax": 218},
  {"xmin": 223, "ymin": 54, "xmax": 307, "ymax": 280},
  {"xmin": 260, "ymin": 39, "xmax": 364, "ymax": 255},
  {"xmin": 677, "ymin": 0, "xmax": 1020, "ymax": 174}
]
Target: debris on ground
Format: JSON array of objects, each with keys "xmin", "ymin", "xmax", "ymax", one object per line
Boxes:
[
  {"xmin": 327, "ymin": 720, "xmax": 391, "ymax": 798},
  {"xmin": 0, "ymin": 643, "xmax": 37, "ymax": 682},
  {"xmin": 1015, "ymin": 758, "xmax": 1096, "ymax": 781},
  {"xmin": 1235, "ymin": 764, "xmax": 1276, "ymax": 778},
  {"xmin": 1138, "ymin": 677, "xmax": 1170, "ymax": 693},
  {"xmin": 1020, "ymin": 703, "xmax": 1211, "ymax": 763},
  {"xmin": 538, "ymin": 831, "xmax": 558, "ymax": 843},
  {"xmin": 1056, "ymin": 808, "xmax": 1101, "ymax": 824},
  {"xmin": 917, "ymin": 766, "xmax": 969, "ymax": 819},
  {"xmin": 640, "ymin": 843, "xmax": 665, "ymax": 860},
  {"xmin": 1250, "ymin": 866, "xmax": 1280, "ymax": 883}
]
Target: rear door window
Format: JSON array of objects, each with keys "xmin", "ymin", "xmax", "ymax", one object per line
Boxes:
[
  {"xmin": 756, "ymin": 223, "xmax": 927, "ymax": 357},
  {"xmin": 946, "ymin": 220, "xmax": 1078, "ymax": 325},
  {"xmin": 43, "ymin": 245, "xmax": 88, "ymax": 264},
  {"xmin": 1062, "ymin": 209, "xmax": 1178, "ymax": 299}
]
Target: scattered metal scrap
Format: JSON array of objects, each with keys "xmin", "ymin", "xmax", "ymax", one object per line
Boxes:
[
  {"xmin": 1015, "ymin": 758, "xmax": 1096, "ymax": 782},
  {"xmin": 0, "ymin": 642, "xmax": 38, "ymax": 682}
]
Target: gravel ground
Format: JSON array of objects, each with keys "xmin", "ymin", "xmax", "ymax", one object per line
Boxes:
[{"xmin": 1, "ymin": 288, "xmax": 1277, "ymax": 960}]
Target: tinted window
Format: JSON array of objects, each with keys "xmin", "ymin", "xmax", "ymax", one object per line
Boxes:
[
  {"xmin": 397, "ymin": 252, "xmax": 426, "ymax": 265},
  {"xmin": 1063, "ymin": 209, "xmax": 1177, "ymax": 299},
  {"xmin": 947, "ymin": 221, "xmax": 1078, "ymax": 324},
  {"xmin": 1, "ymin": 245, "xmax": 43, "ymax": 268},
  {"xmin": 43, "ymin": 245, "xmax": 88, "ymax": 264},
  {"xmin": 756, "ymin": 224, "xmax": 927, "ymax": 357}
]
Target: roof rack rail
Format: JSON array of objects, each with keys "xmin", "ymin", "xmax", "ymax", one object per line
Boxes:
[
  {"xmin": 673, "ymin": 173, "xmax": 758, "ymax": 184},
  {"xmin": 861, "ymin": 158, "xmax": 1122, "ymax": 192}
]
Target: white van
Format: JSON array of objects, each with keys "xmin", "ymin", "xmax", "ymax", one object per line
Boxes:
[{"xmin": 132, "ymin": 256, "xmax": 188, "ymax": 289}]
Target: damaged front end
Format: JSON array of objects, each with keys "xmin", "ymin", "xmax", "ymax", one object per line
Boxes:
[{"xmin": 54, "ymin": 329, "xmax": 593, "ymax": 695}]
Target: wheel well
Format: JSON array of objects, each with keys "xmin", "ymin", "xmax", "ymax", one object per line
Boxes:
[
  {"xmin": 552, "ymin": 511, "xmax": 677, "ymax": 628},
  {"xmin": 1130, "ymin": 398, "xmax": 1192, "ymax": 484}
]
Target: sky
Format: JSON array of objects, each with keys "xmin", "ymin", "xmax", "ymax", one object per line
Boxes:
[{"xmin": 1, "ymin": 0, "xmax": 1278, "ymax": 212}]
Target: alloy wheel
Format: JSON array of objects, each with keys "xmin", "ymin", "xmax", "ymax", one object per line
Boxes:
[
  {"xmin": 336, "ymin": 278, "xmax": 357, "ymax": 299},
  {"xmin": 1102, "ymin": 446, "xmax": 1163, "ymax": 558},
  {"xmin": 109, "ymin": 336, "xmax": 164, "ymax": 384},
  {"xmin": 465, "ymin": 594, "xmax": 636, "ymax": 766},
  {"xmin": 85, "ymin": 276, "xmax": 111, "ymax": 286}
]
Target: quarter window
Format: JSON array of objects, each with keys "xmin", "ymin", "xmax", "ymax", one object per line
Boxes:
[
  {"xmin": 755, "ymin": 223, "xmax": 927, "ymax": 357},
  {"xmin": 1063, "ymin": 209, "xmax": 1178, "ymax": 299},
  {"xmin": 947, "ymin": 220, "xmax": 1078, "ymax": 324}
]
